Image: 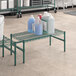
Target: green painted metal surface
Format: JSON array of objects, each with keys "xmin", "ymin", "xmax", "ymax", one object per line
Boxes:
[
  {"xmin": 49, "ymin": 35, "xmax": 51, "ymax": 46},
  {"xmin": 2, "ymin": 36, "xmax": 4, "ymax": 57},
  {"xmin": 14, "ymin": 43, "xmax": 16, "ymax": 66},
  {"xmin": 23, "ymin": 40, "xmax": 25, "ymax": 63},
  {"xmin": 10, "ymin": 34, "xmax": 13, "ymax": 55},
  {"xmin": 64, "ymin": 32, "xmax": 66, "ymax": 52}
]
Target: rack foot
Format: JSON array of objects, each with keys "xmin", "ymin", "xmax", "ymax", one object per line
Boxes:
[
  {"xmin": 20, "ymin": 13, "xmax": 22, "ymax": 18},
  {"xmin": 17, "ymin": 12, "xmax": 22, "ymax": 18},
  {"xmin": 54, "ymin": 8, "xmax": 57, "ymax": 13}
]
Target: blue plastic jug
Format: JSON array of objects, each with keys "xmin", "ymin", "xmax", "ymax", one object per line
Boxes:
[
  {"xmin": 28, "ymin": 15, "xmax": 35, "ymax": 33},
  {"xmin": 35, "ymin": 17, "xmax": 43, "ymax": 35}
]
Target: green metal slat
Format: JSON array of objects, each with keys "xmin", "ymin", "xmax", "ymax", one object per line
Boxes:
[
  {"xmin": 0, "ymin": 45, "xmax": 2, "ymax": 47},
  {"xmin": 13, "ymin": 32, "xmax": 34, "ymax": 39},
  {"xmin": 25, "ymin": 35, "xmax": 49, "ymax": 42},
  {"xmin": 13, "ymin": 32, "xmax": 48, "ymax": 41},
  {"xmin": 19, "ymin": 5, "xmax": 49, "ymax": 9},
  {"xmin": 0, "ymin": 8, "xmax": 16, "ymax": 12},
  {"xmin": 15, "ymin": 35, "xmax": 50, "ymax": 44},
  {"xmin": 51, "ymin": 35, "xmax": 64, "ymax": 41},
  {"xmin": 16, "ymin": 45, "xmax": 23, "ymax": 51},
  {"xmin": 12, "ymin": 31, "xmax": 30, "ymax": 37},
  {"xmin": 55, "ymin": 29, "xmax": 65, "ymax": 33}
]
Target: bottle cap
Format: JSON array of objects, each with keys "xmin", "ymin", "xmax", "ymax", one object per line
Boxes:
[
  {"xmin": 43, "ymin": 12, "xmax": 49, "ymax": 16},
  {"xmin": 44, "ymin": 12, "xmax": 48, "ymax": 14},
  {"xmin": 31, "ymin": 15, "xmax": 34, "ymax": 18}
]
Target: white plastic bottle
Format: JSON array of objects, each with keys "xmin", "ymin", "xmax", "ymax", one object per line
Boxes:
[
  {"xmin": 35, "ymin": 17, "xmax": 43, "ymax": 35},
  {"xmin": 42, "ymin": 12, "xmax": 50, "ymax": 32},
  {"xmin": 48, "ymin": 14, "xmax": 55, "ymax": 35},
  {"xmin": 42, "ymin": 12, "xmax": 55, "ymax": 35},
  {"xmin": 0, "ymin": 15, "xmax": 4, "ymax": 40}
]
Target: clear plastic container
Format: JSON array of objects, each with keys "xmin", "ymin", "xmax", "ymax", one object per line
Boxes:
[{"xmin": 35, "ymin": 17, "xmax": 43, "ymax": 35}]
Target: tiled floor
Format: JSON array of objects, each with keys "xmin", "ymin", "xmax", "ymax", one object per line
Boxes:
[{"xmin": 0, "ymin": 8, "xmax": 76, "ymax": 76}]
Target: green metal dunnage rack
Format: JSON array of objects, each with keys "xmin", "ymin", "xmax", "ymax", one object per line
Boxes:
[
  {"xmin": 0, "ymin": 28, "xmax": 66, "ymax": 66},
  {"xmin": 10, "ymin": 29, "xmax": 66, "ymax": 66},
  {"xmin": 0, "ymin": 0, "xmax": 57, "ymax": 18}
]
